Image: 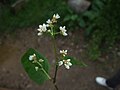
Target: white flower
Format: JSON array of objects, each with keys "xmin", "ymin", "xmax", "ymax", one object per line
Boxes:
[
  {"xmin": 35, "ymin": 66, "xmax": 39, "ymax": 71},
  {"xmin": 46, "ymin": 19, "xmax": 52, "ymax": 24},
  {"xmin": 53, "ymin": 14, "xmax": 60, "ymax": 19},
  {"xmin": 60, "ymin": 50, "xmax": 68, "ymax": 56},
  {"xmin": 41, "ymin": 24, "xmax": 47, "ymax": 32},
  {"xmin": 39, "ymin": 59, "xmax": 44, "ymax": 62},
  {"xmin": 63, "ymin": 59, "xmax": 72, "ymax": 69},
  {"xmin": 38, "ymin": 32, "xmax": 43, "ymax": 36},
  {"xmin": 58, "ymin": 59, "xmax": 72, "ymax": 69},
  {"xmin": 58, "ymin": 61, "xmax": 63, "ymax": 66},
  {"xmin": 29, "ymin": 54, "xmax": 36, "ymax": 61},
  {"xmin": 48, "ymin": 30, "xmax": 51, "ymax": 32},
  {"xmin": 37, "ymin": 24, "xmax": 47, "ymax": 36},
  {"xmin": 59, "ymin": 26, "xmax": 68, "ymax": 36}
]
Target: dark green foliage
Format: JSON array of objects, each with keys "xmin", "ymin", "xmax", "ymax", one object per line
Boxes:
[
  {"xmin": 21, "ymin": 48, "xmax": 50, "ymax": 84},
  {"xmin": 0, "ymin": 0, "xmax": 106, "ymax": 33},
  {"xmin": 84, "ymin": 0, "xmax": 108, "ymax": 35},
  {"xmin": 95, "ymin": 0, "xmax": 120, "ymax": 45},
  {"xmin": 0, "ymin": 0, "xmax": 68, "ymax": 33},
  {"xmin": 63, "ymin": 0, "xmax": 107, "ymax": 30},
  {"xmin": 88, "ymin": 0, "xmax": 120, "ymax": 60}
]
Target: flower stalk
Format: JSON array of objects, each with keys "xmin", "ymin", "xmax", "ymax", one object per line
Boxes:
[
  {"xmin": 21, "ymin": 13, "xmax": 84, "ymax": 90},
  {"xmin": 51, "ymin": 35, "xmax": 59, "ymax": 90},
  {"xmin": 36, "ymin": 61, "xmax": 51, "ymax": 80},
  {"xmin": 36, "ymin": 13, "xmax": 70, "ymax": 90}
]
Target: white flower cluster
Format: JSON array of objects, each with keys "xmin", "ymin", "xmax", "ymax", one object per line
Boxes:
[
  {"xmin": 47, "ymin": 14, "xmax": 60, "ymax": 24},
  {"xmin": 60, "ymin": 50, "xmax": 67, "ymax": 56},
  {"xmin": 58, "ymin": 50, "xmax": 72, "ymax": 69},
  {"xmin": 59, "ymin": 26, "xmax": 68, "ymax": 36},
  {"xmin": 53, "ymin": 14, "xmax": 60, "ymax": 19},
  {"xmin": 58, "ymin": 59, "xmax": 72, "ymax": 69},
  {"xmin": 29, "ymin": 54, "xmax": 44, "ymax": 71},
  {"xmin": 37, "ymin": 24, "xmax": 47, "ymax": 36},
  {"xmin": 37, "ymin": 14, "xmax": 68, "ymax": 36}
]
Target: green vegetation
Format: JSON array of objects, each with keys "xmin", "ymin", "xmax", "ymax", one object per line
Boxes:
[
  {"xmin": 0, "ymin": 0, "xmax": 108, "ymax": 32},
  {"xmin": 63, "ymin": 0, "xmax": 107, "ymax": 29},
  {"xmin": 21, "ymin": 48, "xmax": 50, "ymax": 84},
  {"xmin": 0, "ymin": 0, "xmax": 107, "ymax": 32},
  {"xmin": 88, "ymin": 0, "xmax": 120, "ymax": 60},
  {"xmin": 0, "ymin": 0, "xmax": 119, "ymax": 60},
  {"xmin": 0, "ymin": 0, "xmax": 69, "ymax": 33}
]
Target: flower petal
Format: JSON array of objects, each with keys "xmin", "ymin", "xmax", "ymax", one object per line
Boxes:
[
  {"xmin": 46, "ymin": 19, "xmax": 52, "ymax": 24},
  {"xmin": 64, "ymin": 64, "xmax": 70, "ymax": 69},
  {"xmin": 38, "ymin": 32, "xmax": 42, "ymax": 36},
  {"xmin": 35, "ymin": 67, "xmax": 39, "ymax": 71},
  {"xmin": 58, "ymin": 61, "xmax": 63, "ymax": 66},
  {"xmin": 67, "ymin": 59, "xmax": 71, "ymax": 62},
  {"xmin": 56, "ymin": 14, "xmax": 60, "ymax": 19},
  {"xmin": 29, "ymin": 56, "xmax": 33, "ymax": 61},
  {"xmin": 67, "ymin": 62, "xmax": 72, "ymax": 66}
]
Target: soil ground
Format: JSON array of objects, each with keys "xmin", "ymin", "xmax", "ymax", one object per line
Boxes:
[{"xmin": 0, "ymin": 28, "xmax": 120, "ymax": 90}]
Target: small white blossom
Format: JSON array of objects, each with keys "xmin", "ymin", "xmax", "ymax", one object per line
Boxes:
[
  {"xmin": 38, "ymin": 32, "xmax": 43, "ymax": 36},
  {"xmin": 39, "ymin": 59, "xmax": 44, "ymax": 62},
  {"xmin": 48, "ymin": 30, "xmax": 51, "ymax": 32},
  {"xmin": 59, "ymin": 26, "xmax": 68, "ymax": 36},
  {"xmin": 46, "ymin": 19, "xmax": 52, "ymax": 24},
  {"xmin": 58, "ymin": 59, "xmax": 72, "ymax": 69},
  {"xmin": 37, "ymin": 24, "xmax": 47, "ymax": 36},
  {"xmin": 58, "ymin": 61, "xmax": 63, "ymax": 66},
  {"xmin": 38, "ymin": 24, "xmax": 47, "ymax": 32},
  {"xmin": 29, "ymin": 54, "xmax": 36, "ymax": 61},
  {"xmin": 63, "ymin": 59, "xmax": 72, "ymax": 69},
  {"xmin": 46, "ymin": 24, "xmax": 50, "ymax": 27},
  {"xmin": 53, "ymin": 14, "xmax": 60, "ymax": 19},
  {"xmin": 35, "ymin": 66, "xmax": 39, "ymax": 71},
  {"xmin": 60, "ymin": 50, "xmax": 68, "ymax": 56}
]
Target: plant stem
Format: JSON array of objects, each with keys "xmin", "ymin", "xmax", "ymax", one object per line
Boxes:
[
  {"xmin": 54, "ymin": 83, "xmax": 58, "ymax": 90},
  {"xmin": 52, "ymin": 37, "xmax": 58, "ymax": 81},
  {"xmin": 41, "ymin": 68, "xmax": 51, "ymax": 79},
  {"xmin": 36, "ymin": 61, "xmax": 51, "ymax": 79},
  {"xmin": 53, "ymin": 64, "xmax": 58, "ymax": 83},
  {"xmin": 49, "ymin": 79, "xmax": 58, "ymax": 90},
  {"xmin": 50, "ymin": 26, "xmax": 59, "ymax": 90},
  {"xmin": 37, "ymin": 60, "xmax": 59, "ymax": 90},
  {"xmin": 52, "ymin": 37, "xmax": 58, "ymax": 62}
]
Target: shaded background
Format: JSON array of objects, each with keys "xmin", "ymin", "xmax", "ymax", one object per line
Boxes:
[{"xmin": 0, "ymin": 0, "xmax": 120, "ymax": 90}]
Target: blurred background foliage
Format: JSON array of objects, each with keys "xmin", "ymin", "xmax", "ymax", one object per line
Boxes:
[
  {"xmin": 0, "ymin": 0, "xmax": 120, "ymax": 60},
  {"xmin": 0, "ymin": 0, "xmax": 69, "ymax": 33},
  {"xmin": 88, "ymin": 0, "xmax": 120, "ymax": 60}
]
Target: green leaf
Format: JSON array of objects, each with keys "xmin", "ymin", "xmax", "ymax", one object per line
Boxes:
[
  {"xmin": 63, "ymin": 14, "xmax": 78, "ymax": 22},
  {"xmin": 63, "ymin": 56, "xmax": 87, "ymax": 67},
  {"xmin": 79, "ymin": 18, "xmax": 86, "ymax": 28},
  {"xmin": 21, "ymin": 48, "xmax": 50, "ymax": 84},
  {"xmin": 71, "ymin": 15, "xmax": 78, "ymax": 21},
  {"xmin": 85, "ymin": 24, "xmax": 95, "ymax": 36},
  {"xmin": 83, "ymin": 11, "xmax": 98, "ymax": 20},
  {"xmin": 63, "ymin": 15, "xmax": 71, "ymax": 22},
  {"xmin": 93, "ymin": 0, "xmax": 104, "ymax": 9}
]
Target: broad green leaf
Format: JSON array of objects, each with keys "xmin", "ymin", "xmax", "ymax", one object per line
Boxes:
[
  {"xmin": 63, "ymin": 56, "xmax": 87, "ymax": 67},
  {"xmin": 21, "ymin": 48, "xmax": 50, "ymax": 84}
]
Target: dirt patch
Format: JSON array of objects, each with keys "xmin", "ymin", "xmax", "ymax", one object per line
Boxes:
[{"xmin": 0, "ymin": 28, "xmax": 120, "ymax": 90}]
